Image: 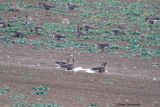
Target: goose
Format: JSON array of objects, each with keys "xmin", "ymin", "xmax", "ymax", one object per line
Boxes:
[
  {"xmin": 83, "ymin": 24, "xmax": 94, "ymax": 31},
  {"xmin": 139, "ymin": 34, "xmax": 146, "ymax": 44},
  {"xmin": 25, "ymin": 15, "xmax": 33, "ymax": 24},
  {"xmin": 53, "ymin": 33, "xmax": 66, "ymax": 42},
  {"xmin": 77, "ymin": 24, "xmax": 86, "ymax": 36},
  {"xmin": 13, "ymin": 31, "xmax": 26, "ymax": 37},
  {"xmin": 117, "ymin": 23, "xmax": 127, "ymax": 29},
  {"xmin": 42, "ymin": 3, "xmax": 55, "ymax": 10},
  {"xmin": 42, "ymin": 3, "xmax": 55, "ymax": 14},
  {"xmin": 91, "ymin": 62, "xmax": 107, "ymax": 74},
  {"xmin": 37, "ymin": 3, "xmax": 44, "ymax": 8},
  {"xmin": 145, "ymin": 17, "xmax": 159, "ymax": 24},
  {"xmin": 11, "ymin": 4, "xmax": 20, "ymax": 11},
  {"xmin": 111, "ymin": 29, "xmax": 125, "ymax": 35},
  {"xmin": 61, "ymin": 58, "xmax": 75, "ymax": 71},
  {"xmin": 9, "ymin": 15, "xmax": 18, "ymax": 22},
  {"xmin": 0, "ymin": 21, "xmax": 11, "ymax": 28},
  {"xmin": 0, "ymin": 21, "xmax": 7, "ymax": 28},
  {"xmin": 55, "ymin": 58, "xmax": 70, "ymax": 67},
  {"xmin": 96, "ymin": 43, "xmax": 109, "ymax": 52},
  {"xmin": 30, "ymin": 26, "xmax": 44, "ymax": 32},
  {"xmin": 66, "ymin": 3, "xmax": 79, "ymax": 10}
]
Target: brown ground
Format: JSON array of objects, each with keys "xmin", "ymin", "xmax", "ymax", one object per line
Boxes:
[{"xmin": 0, "ymin": 0, "xmax": 160, "ymax": 107}]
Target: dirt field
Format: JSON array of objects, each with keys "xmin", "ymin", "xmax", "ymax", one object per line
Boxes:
[{"xmin": 0, "ymin": 0, "xmax": 160, "ymax": 107}]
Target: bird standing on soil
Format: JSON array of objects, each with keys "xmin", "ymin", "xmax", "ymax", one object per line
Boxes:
[
  {"xmin": 145, "ymin": 17, "xmax": 160, "ymax": 24},
  {"xmin": 145, "ymin": 17, "xmax": 160, "ymax": 31},
  {"xmin": 0, "ymin": 21, "xmax": 7, "ymax": 28},
  {"xmin": 9, "ymin": 15, "xmax": 18, "ymax": 22},
  {"xmin": 55, "ymin": 58, "xmax": 70, "ymax": 67},
  {"xmin": 37, "ymin": 3, "xmax": 44, "ymax": 8},
  {"xmin": 11, "ymin": 4, "xmax": 20, "ymax": 11},
  {"xmin": 66, "ymin": 3, "xmax": 79, "ymax": 10},
  {"xmin": 83, "ymin": 24, "xmax": 94, "ymax": 31},
  {"xmin": 61, "ymin": 58, "xmax": 75, "ymax": 72},
  {"xmin": 111, "ymin": 29, "xmax": 125, "ymax": 35},
  {"xmin": 91, "ymin": 62, "xmax": 108, "ymax": 75},
  {"xmin": 42, "ymin": 3, "xmax": 55, "ymax": 14},
  {"xmin": 0, "ymin": 21, "xmax": 11, "ymax": 28},
  {"xmin": 25, "ymin": 15, "xmax": 33, "ymax": 24},
  {"xmin": 30, "ymin": 26, "xmax": 44, "ymax": 32},
  {"xmin": 96, "ymin": 43, "xmax": 109, "ymax": 52},
  {"xmin": 76, "ymin": 24, "xmax": 86, "ymax": 37},
  {"xmin": 53, "ymin": 33, "xmax": 66, "ymax": 42},
  {"xmin": 13, "ymin": 31, "xmax": 26, "ymax": 37}
]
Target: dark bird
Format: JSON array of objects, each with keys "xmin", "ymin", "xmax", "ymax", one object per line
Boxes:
[
  {"xmin": 91, "ymin": 62, "xmax": 108, "ymax": 75},
  {"xmin": 61, "ymin": 58, "xmax": 75, "ymax": 71},
  {"xmin": 77, "ymin": 24, "xmax": 86, "ymax": 36},
  {"xmin": 66, "ymin": 3, "xmax": 79, "ymax": 10},
  {"xmin": 53, "ymin": 33, "xmax": 66, "ymax": 42},
  {"xmin": 11, "ymin": 4, "xmax": 20, "ymax": 11},
  {"xmin": 30, "ymin": 26, "xmax": 44, "ymax": 32},
  {"xmin": 42, "ymin": 3, "xmax": 55, "ymax": 14},
  {"xmin": 145, "ymin": 17, "xmax": 160, "ymax": 24},
  {"xmin": 96, "ymin": 43, "xmax": 109, "ymax": 52},
  {"xmin": 111, "ymin": 29, "xmax": 125, "ymax": 35},
  {"xmin": 83, "ymin": 24, "xmax": 94, "ymax": 31},
  {"xmin": 55, "ymin": 58, "xmax": 70, "ymax": 67},
  {"xmin": 0, "ymin": 21, "xmax": 10, "ymax": 28},
  {"xmin": 13, "ymin": 31, "xmax": 26, "ymax": 37},
  {"xmin": 0, "ymin": 21, "xmax": 7, "ymax": 28}
]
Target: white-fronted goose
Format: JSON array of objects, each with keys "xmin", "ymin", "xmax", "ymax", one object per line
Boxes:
[
  {"xmin": 11, "ymin": 4, "xmax": 20, "ymax": 11},
  {"xmin": 9, "ymin": 15, "xmax": 18, "ymax": 22},
  {"xmin": 37, "ymin": 3, "xmax": 44, "ymax": 8},
  {"xmin": 0, "ymin": 21, "xmax": 10, "ymax": 28},
  {"xmin": 77, "ymin": 25, "xmax": 86, "ymax": 36},
  {"xmin": 96, "ymin": 43, "xmax": 109, "ymax": 52},
  {"xmin": 61, "ymin": 58, "xmax": 75, "ymax": 71},
  {"xmin": 53, "ymin": 33, "xmax": 66, "ymax": 41},
  {"xmin": 13, "ymin": 31, "xmax": 26, "ymax": 37},
  {"xmin": 55, "ymin": 58, "xmax": 70, "ymax": 67},
  {"xmin": 145, "ymin": 17, "xmax": 159, "ymax": 24},
  {"xmin": 42, "ymin": 3, "xmax": 55, "ymax": 14},
  {"xmin": 30, "ymin": 26, "xmax": 44, "ymax": 32},
  {"xmin": 42, "ymin": 3, "xmax": 55, "ymax": 10},
  {"xmin": 111, "ymin": 29, "xmax": 125, "ymax": 35},
  {"xmin": 0, "ymin": 21, "xmax": 7, "ymax": 28},
  {"xmin": 25, "ymin": 15, "xmax": 33, "ymax": 24},
  {"xmin": 83, "ymin": 24, "xmax": 94, "ymax": 31},
  {"xmin": 66, "ymin": 3, "xmax": 79, "ymax": 10},
  {"xmin": 91, "ymin": 62, "xmax": 107, "ymax": 74}
]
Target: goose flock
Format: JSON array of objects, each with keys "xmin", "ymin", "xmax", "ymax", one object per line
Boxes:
[
  {"xmin": 0, "ymin": 1, "xmax": 159, "ymax": 75},
  {"xmin": 55, "ymin": 58, "xmax": 108, "ymax": 74}
]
